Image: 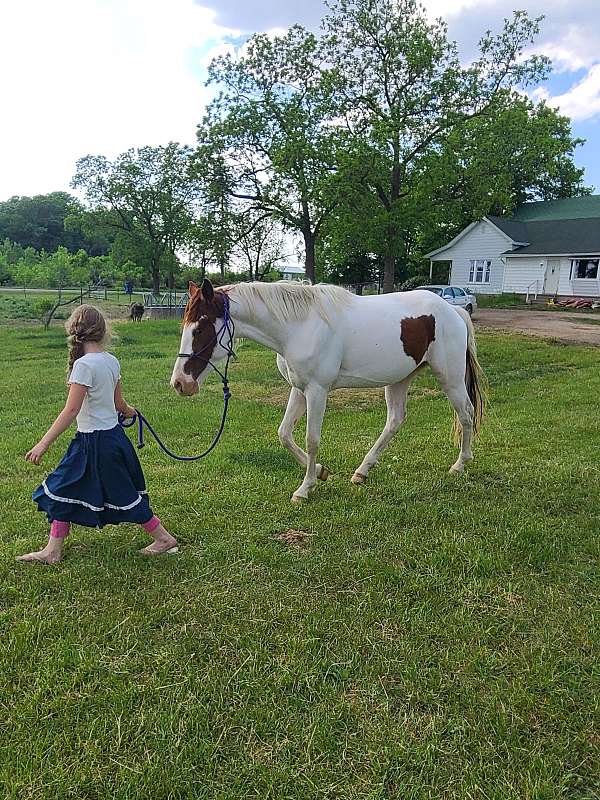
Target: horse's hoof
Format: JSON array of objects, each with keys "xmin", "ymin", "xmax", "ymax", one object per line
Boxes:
[
  {"xmin": 318, "ymin": 465, "xmax": 330, "ymax": 481},
  {"xmin": 351, "ymin": 472, "xmax": 367, "ymax": 485},
  {"xmin": 449, "ymin": 464, "xmax": 464, "ymax": 475},
  {"xmin": 291, "ymin": 493, "xmax": 307, "ymax": 504}
]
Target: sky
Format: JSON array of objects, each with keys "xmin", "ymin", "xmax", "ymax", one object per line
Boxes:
[{"xmin": 0, "ymin": 0, "xmax": 599, "ymax": 202}]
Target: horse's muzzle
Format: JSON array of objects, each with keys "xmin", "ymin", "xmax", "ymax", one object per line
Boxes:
[{"xmin": 172, "ymin": 377, "xmax": 198, "ymax": 396}]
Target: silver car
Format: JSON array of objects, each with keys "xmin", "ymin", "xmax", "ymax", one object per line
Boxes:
[{"xmin": 416, "ymin": 285, "xmax": 477, "ymax": 315}]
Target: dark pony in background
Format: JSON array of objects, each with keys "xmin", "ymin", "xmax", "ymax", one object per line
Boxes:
[{"xmin": 129, "ymin": 303, "xmax": 145, "ymax": 322}]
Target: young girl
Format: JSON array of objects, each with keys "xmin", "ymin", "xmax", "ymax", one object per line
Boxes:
[{"xmin": 18, "ymin": 304, "xmax": 178, "ymax": 564}]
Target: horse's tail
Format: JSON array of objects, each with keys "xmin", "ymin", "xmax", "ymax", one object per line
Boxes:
[{"xmin": 454, "ymin": 307, "xmax": 487, "ymax": 441}]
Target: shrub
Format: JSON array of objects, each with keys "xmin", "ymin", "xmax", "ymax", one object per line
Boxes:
[{"xmin": 30, "ymin": 298, "xmax": 55, "ymax": 323}]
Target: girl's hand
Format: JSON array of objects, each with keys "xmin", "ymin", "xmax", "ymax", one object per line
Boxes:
[
  {"xmin": 123, "ymin": 404, "xmax": 137, "ymax": 419},
  {"xmin": 25, "ymin": 442, "xmax": 48, "ymax": 465}
]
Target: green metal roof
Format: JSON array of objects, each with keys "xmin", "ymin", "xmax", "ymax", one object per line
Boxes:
[
  {"xmin": 501, "ymin": 218, "xmax": 600, "ymax": 256},
  {"xmin": 512, "ymin": 195, "xmax": 600, "ymax": 221}
]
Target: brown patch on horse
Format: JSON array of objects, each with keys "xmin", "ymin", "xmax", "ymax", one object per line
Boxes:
[
  {"xmin": 400, "ymin": 315, "xmax": 436, "ymax": 364},
  {"xmin": 181, "ymin": 284, "xmax": 227, "ymax": 380},
  {"xmin": 182, "ymin": 287, "xmax": 225, "ymax": 326}
]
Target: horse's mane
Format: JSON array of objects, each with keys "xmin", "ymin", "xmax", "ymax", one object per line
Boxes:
[{"xmin": 223, "ymin": 281, "xmax": 353, "ymax": 325}]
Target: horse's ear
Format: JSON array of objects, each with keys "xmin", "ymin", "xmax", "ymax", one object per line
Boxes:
[
  {"xmin": 201, "ymin": 278, "xmax": 214, "ymax": 302},
  {"xmin": 189, "ymin": 281, "xmax": 199, "ymax": 295}
]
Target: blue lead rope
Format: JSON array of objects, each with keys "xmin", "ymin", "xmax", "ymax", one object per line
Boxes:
[
  {"xmin": 119, "ymin": 383, "xmax": 231, "ymax": 462},
  {"xmin": 119, "ymin": 294, "xmax": 235, "ymax": 462}
]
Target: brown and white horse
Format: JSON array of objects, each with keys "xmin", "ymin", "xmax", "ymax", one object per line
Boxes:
[{"xmin": 171, "ymin": 280, "xmax": 485, "ymax": 502}]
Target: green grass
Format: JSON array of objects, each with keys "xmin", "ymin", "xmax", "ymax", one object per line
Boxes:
[
  {"xmin": 1, "ymin": 320, "xmax": 599, "ymax": 799},
  {"xmin": 475, "ymin": 293, "xmax": 526, "ymax": 309},
  {"xmin": 0, "ymin": 291, "xmax": 136, "ymax": 324}
]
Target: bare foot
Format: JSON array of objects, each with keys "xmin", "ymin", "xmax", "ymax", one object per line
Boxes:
[
  {"xmin": 138, "ymin": 527, "xmax": 178, "ymax": 555},
  {"xmin": 16, "ymin": 546, "xmax": 62, "ymax": 564}
]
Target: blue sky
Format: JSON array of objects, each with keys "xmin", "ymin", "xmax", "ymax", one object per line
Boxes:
[{"xmin": 0, "ymin": 0, "xmax": 598, "ymax": 200}]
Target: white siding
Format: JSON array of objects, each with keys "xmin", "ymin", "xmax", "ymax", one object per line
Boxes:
[
  {"xmin": 558, "ymin": 259, "xmax": 600, "ymax": 297},
  {"xmin": 503, "ymin": 257, "xmax": 546, "ymax": 294},
  {"xmin": 432, "ymin": 220, "xmax": 508, "ymax": 294}
]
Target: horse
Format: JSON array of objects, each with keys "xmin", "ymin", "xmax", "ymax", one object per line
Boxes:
[
  {"xmin": 129, "ymin": 302, "xmax": 145, "ymax": 322},
  {"xmin": 170, "ymin": 279, "xmax": 485, "ymax": 503}
]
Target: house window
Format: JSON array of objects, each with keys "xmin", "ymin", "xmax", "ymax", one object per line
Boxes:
[
  {"xmin": 469, "ymin": 259, "xmax": 491, "ymax": 283},
  {"xmin": 570, "ymin": 258, "xmax": 599, "ymax": 279}
]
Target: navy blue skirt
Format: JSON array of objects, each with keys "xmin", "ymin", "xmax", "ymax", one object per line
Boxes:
[{"xmin": 33, "ymin": 425, "xmax": 153, "ymax": 528}]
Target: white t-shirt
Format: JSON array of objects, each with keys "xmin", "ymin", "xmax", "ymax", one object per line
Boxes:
[{"xmin": 68, "ymin": 352, "xmax": 121, "ymax": 432}]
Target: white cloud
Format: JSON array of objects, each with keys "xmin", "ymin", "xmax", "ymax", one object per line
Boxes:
[
  {"xmin": 422, "ymin": 0, "xmax": 495, "ymax": 18},
  {"xmin": 0, "ymin": 0, "xmax": 237, "ymax": 199},
  {"xmin": 542, "ymin": 63, "xmax": 600, "ymax": 122},
  {"xmin": 536, "ymin": 24, "xmax": 599, "ymax": 73}
]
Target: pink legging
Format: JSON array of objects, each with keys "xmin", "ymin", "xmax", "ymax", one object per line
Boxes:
[{"xmin": 50, "ymin": 516, "xmax": 161, "ymax": 538}]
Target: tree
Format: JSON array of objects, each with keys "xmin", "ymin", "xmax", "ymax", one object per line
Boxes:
[
  {"xmin": 11, "ymin": 260, "xmax": 37, "ymax": 296},
  {"xmin": 404, "ymin": 97, "xmax": 590, "ymax": 262},
  {"xmin": 323, "ymin": 0, "xmax": 550, "ymax": 291},
  {"xmin": 204, "ymin": 25, "xmax": 342, "ymax": 282},
  {"xmin": 324, "ymin": 251, "xmax": 382, "ymax": 291},
  {"xmin": 43, "ymin": 246, "xmax": 72, "ymax": 301},
  {"xmin": 0, "ymin": 253, "xmax": 9, "ymax": 285},
  {"xmin": 234, "ymin": 213, "xmax": 288, "ymax": 281},
  {"xmin": 72, "ymin": 144, "xmax": 201, "ymax": 293},
  {"xmin": 0, "ymin": 192, "xmax": 110, "ymax": 254}
]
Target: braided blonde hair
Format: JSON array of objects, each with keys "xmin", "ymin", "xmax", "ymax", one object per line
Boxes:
[{"xmin": 65, "ymin": 305, "xmax": 109, "ymax": 374}]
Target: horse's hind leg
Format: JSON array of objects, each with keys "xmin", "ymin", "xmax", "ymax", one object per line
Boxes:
[
  {"xmin": 445, "ymin": 382, "xmax": 474, "ymax": 474},
  {"xmin": 351, "ymin": 372, "xmax": 418, "ymax": 484},
  {"xmin": 278, "ymin": 387, "xmax": 330, "ymax": 483},
  {"xmin": 429, "ymin": 367, "xmax": 474, "ymax": 474}
]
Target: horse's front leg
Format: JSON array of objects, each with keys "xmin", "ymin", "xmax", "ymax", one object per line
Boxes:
[
  {"xmin": 278, "ymin": 388, "xmax": 330, "ymax": 481},
  {"xmin": 291, "ymin": 384, "xmax": 328, "ymax": 503}
]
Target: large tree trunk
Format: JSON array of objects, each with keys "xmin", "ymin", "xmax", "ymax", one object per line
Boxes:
[
  {"xmin": 303, "ymin": 229, "xmax": 316, "ymax": 283},
  {"xmin": 383, "ymin": 219, "xmax": 400, "ymax": 293},
  {"xmin": 382, "ymin": 145, "xmax": 401, "ymax": 294},
  {"xmin": 151, "ymin": 254, "xmax": 160, "ymax": 294},
  {"xmin": 383, "ymin": 254, "xmax": 395, "ymax": 293}
]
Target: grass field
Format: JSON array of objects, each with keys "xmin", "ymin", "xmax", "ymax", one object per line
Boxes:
[
  {"xmin": 0, "ymin": 290, "xmax": 136, "ymax": 324},
  {"xmin": 1, "ymin": 319, "xmax": 599, "ymax": 799}
]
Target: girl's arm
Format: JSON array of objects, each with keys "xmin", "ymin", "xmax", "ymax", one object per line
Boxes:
[
  {"xmin": 25, "ymin": 383, "xmax": 88, "ymax": 465},
  {"xmin": 114, "ymin": 380, "xmax": 136, "ymax": 419}
]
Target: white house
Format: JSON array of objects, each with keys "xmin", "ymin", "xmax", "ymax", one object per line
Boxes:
[
  {"xmin": 277, "ymin": 264, "xmax": 306, "ymax": 281},
  {"xmin": 425, "ymin": 196, "xmax": 600, "ymax": 298}
]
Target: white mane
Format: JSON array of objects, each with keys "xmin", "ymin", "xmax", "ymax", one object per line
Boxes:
[{"xmin": 226, "ymin": 281, "xmax": 353, "ymax": 325}]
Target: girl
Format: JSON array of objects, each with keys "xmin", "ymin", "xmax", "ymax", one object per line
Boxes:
[{"xmin": 18, "ymin": 305, "xmax": 178, "ymax": 564}]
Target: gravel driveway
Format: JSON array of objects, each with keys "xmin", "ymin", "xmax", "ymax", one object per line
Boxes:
[{"xmin": 474, "ymin": 308, "xmax": 600, "ymax": 346}]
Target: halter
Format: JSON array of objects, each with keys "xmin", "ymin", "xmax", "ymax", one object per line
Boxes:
[
  {"xmin": 177, "ymin": 294, "xmax": 236, "ymax": 398},
  {"xmin": 119, "ymin": 294, "xmax": 236, "ymax": 462}
]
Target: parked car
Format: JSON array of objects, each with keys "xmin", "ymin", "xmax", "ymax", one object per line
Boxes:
[{"xmin": 415, "ymin": 285, "xmax": 477, "ymax": 315}]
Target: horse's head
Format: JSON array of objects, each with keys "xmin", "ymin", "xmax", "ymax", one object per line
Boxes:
[{"xmin": 170, "ymin": 279, "xmax": 230, "ymax": 396}]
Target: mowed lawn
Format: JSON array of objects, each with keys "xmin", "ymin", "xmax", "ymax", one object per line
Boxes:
[{"xmin": 0, "ymin": 319, "xmax": 598, "ymax": 800}]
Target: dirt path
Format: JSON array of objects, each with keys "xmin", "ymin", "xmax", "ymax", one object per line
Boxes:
[{"xmin": 474, "ymin": 308, "xmax": 600, "ymax": 346}]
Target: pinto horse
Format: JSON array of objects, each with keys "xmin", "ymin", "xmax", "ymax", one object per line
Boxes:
[{"xmin": 171, "ymin": 280, "xmax": 485, "ymax": 502}]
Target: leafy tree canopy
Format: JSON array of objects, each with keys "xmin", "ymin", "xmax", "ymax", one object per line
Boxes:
[{"xmin": 0, "ymin": 192, "xmax": 110, "ymax": 255}]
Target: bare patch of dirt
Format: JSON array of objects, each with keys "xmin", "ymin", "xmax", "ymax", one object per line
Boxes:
[
  {"xmin": 474, "ymin": 309, "xmax": 600, "ymax": 346},
  {"xmin": 273, "ymin": 529, "xmax": 314, "ymax": 550}
]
